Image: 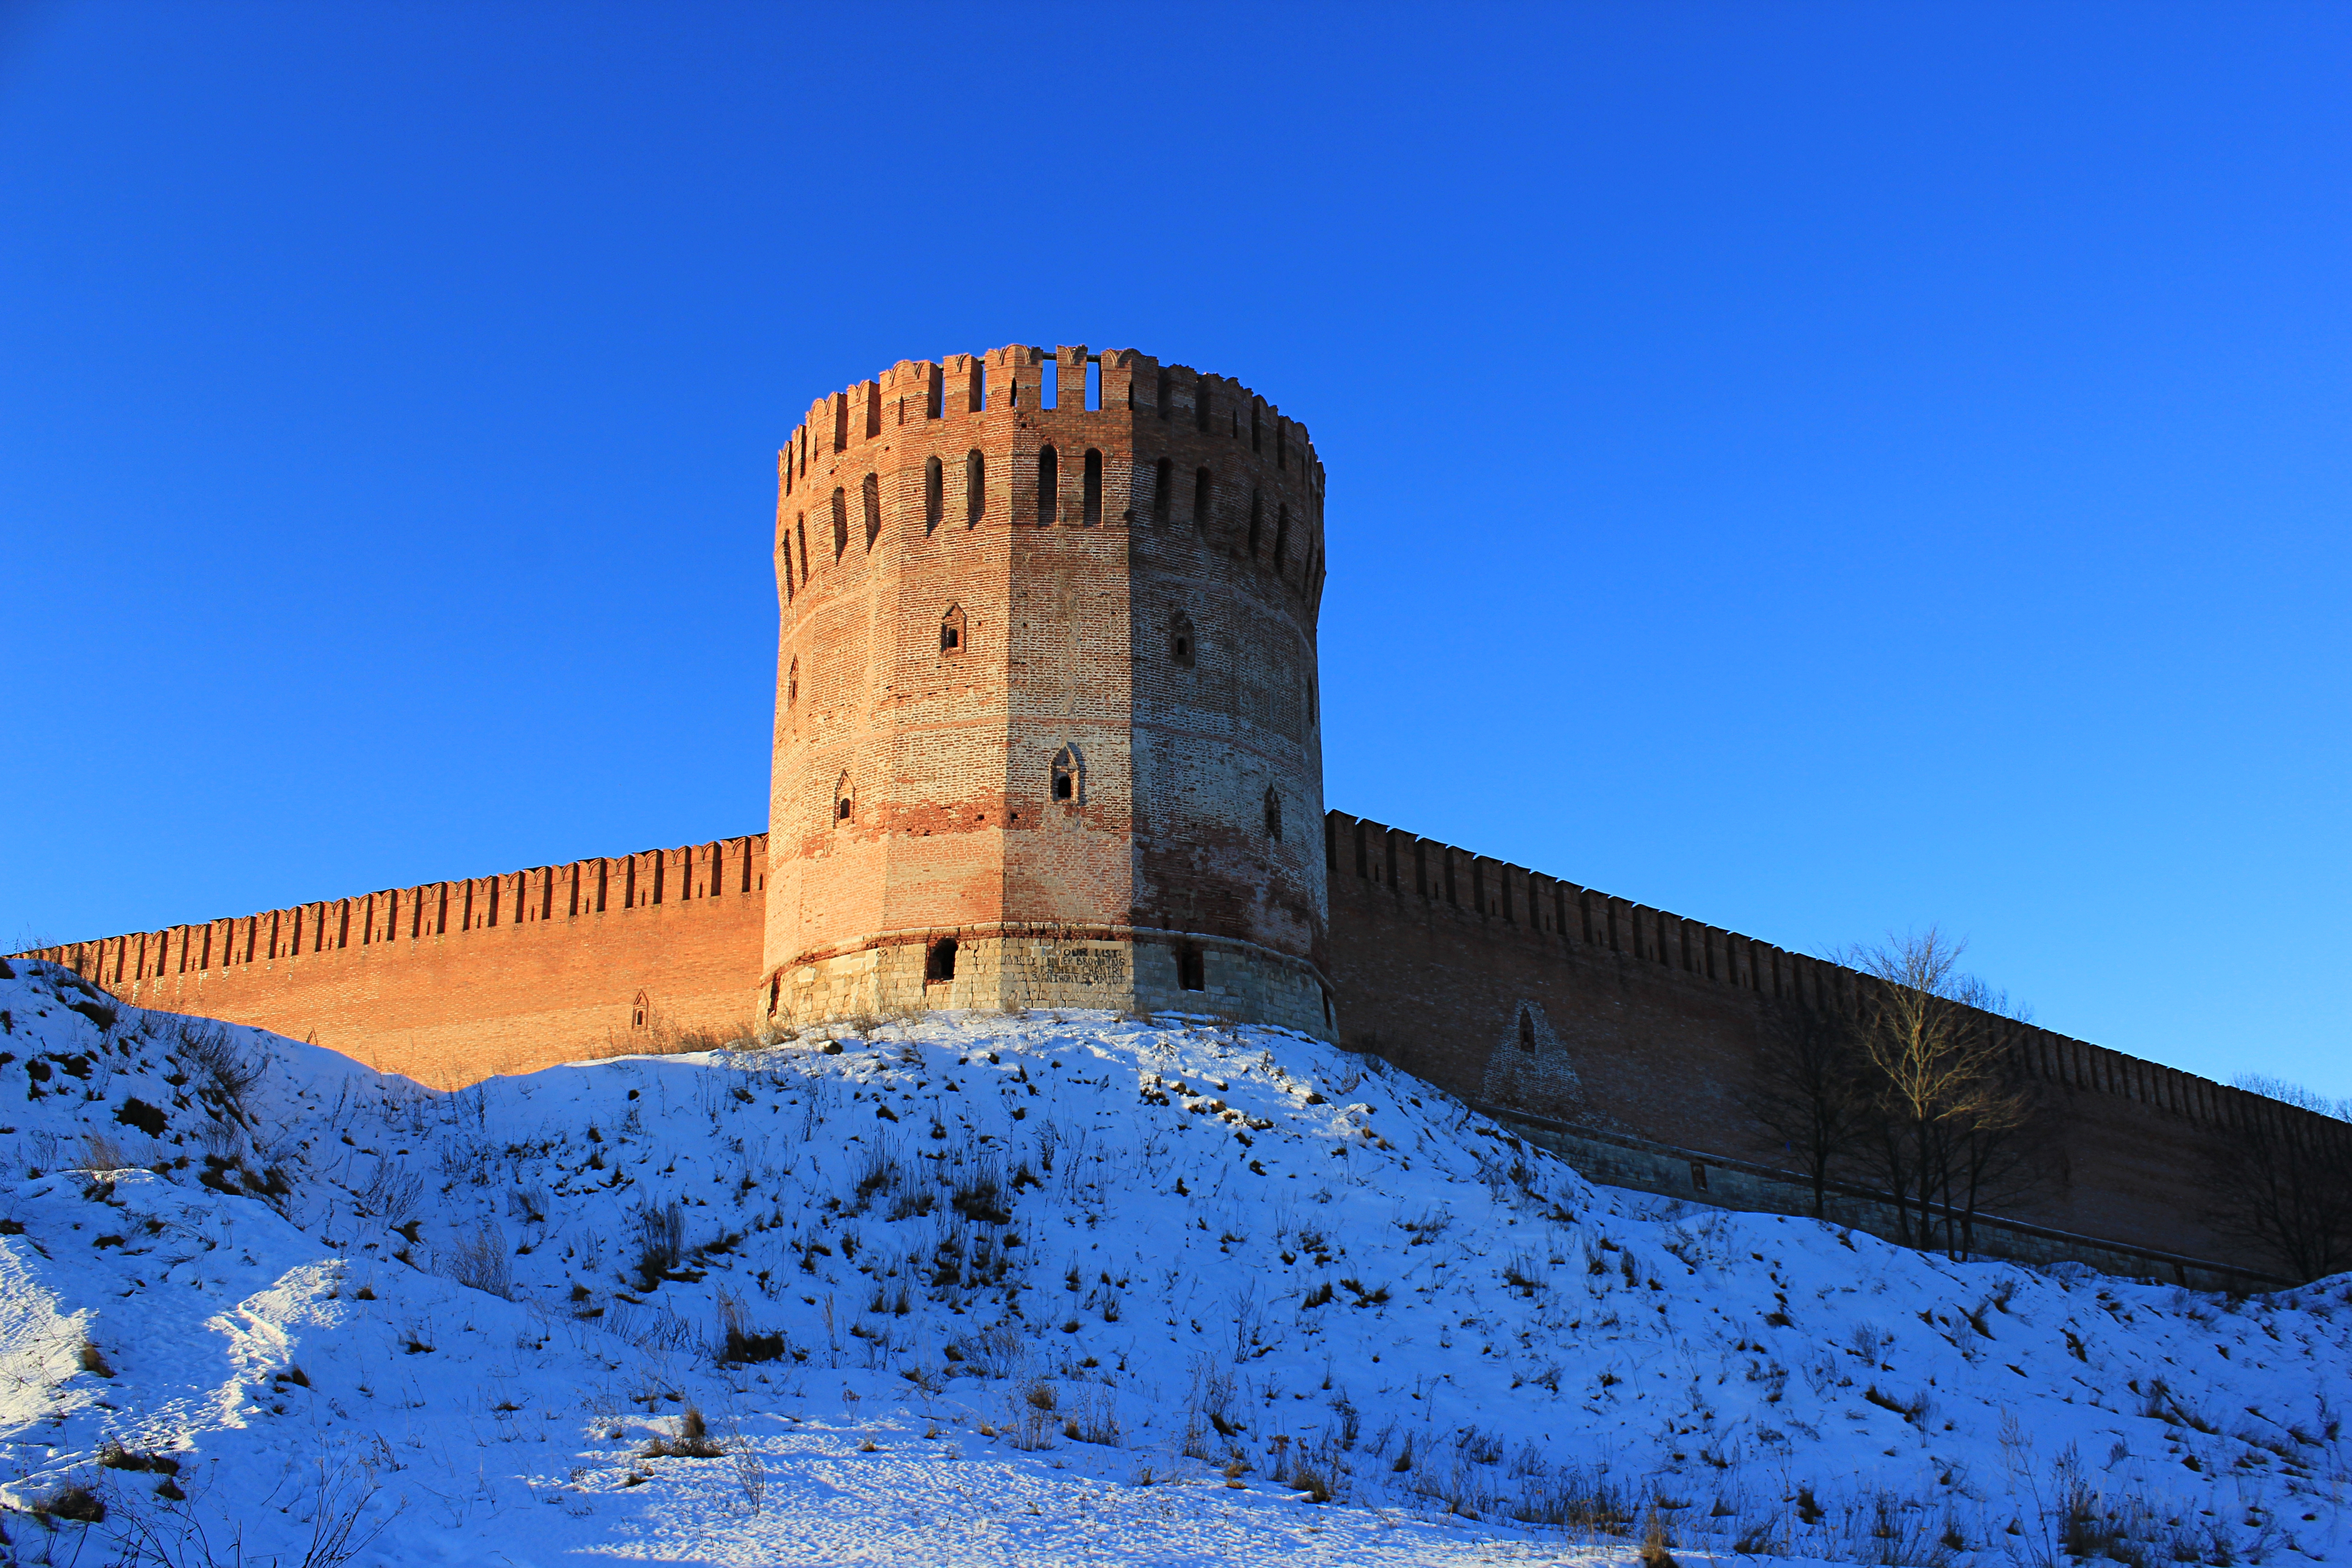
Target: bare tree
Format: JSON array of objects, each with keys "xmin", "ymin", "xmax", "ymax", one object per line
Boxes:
[
  {"xmin": 1743, "ymin": 992, "xmax": 1875, "ymax": 1218},
  {"xmin": 2205, "ymin": 1076, "xmax": 2352, "ymax": 1283},
  {"xmin": 1841, "ymin": 928, "xmax": 2040, "ymax": 1253},
  {"xmin": 1939, "ymin": 1032, "xmax": 2065, "ymax": 1258}
]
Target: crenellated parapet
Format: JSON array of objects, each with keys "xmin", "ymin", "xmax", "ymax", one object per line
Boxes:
[
  {"xmin": 772, "ymin": 344, "xmax": 1326, "ymax": 617},
  {"xmin": 15, "ymin": 837, "xmax": 769, "ymax": 1088},
  {"xmin": 24, "ymin": 836, "xmax": 768, "ymax": 996},
  {"xmin": 1320, "ymin": 808, "xmax": 2344, "ymax": 1145}
]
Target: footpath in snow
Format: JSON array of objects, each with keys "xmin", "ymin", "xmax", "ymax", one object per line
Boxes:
[{"xmin": 0, "ymin": 956, "xmax": 2344, "ymax": 1566}]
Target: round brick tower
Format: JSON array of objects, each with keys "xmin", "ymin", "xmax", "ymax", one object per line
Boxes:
[{"xmin": 760, "ymin": 343, "xmax": 1332, "ymax": 1037}]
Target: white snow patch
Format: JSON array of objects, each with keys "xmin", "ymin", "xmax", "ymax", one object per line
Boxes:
[{"xmin": 0, "ymin": 957, "xmax": 2342, "ymax": 1565}]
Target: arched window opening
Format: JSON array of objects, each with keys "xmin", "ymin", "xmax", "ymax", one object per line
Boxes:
[
  {"xmin": 831, "ymin": 488, "xmax": 848, "ymax": 559},
  {"xmin": 1273, "ymin": 503, "xmax": 1290, "ymax": 571},
  {"xmin": 924, "ymin": 456, "xmax": 943, "ymax": 534},
  {"xmin": 965, "ymin": 449, "xmax": 985, "ymax": 527},
  {"xmin": 786, "ymin": 657, "xmax": 799, "ymax": 707},
  {"xmin": 1082, "ymin": 449, "xmax": 1102, "ymax": 526},
  {"xmin": 1195, "ymin": 373, "xmax": 1212, "ymax": 433},
  {"xmin": 926, "ymin": 936, "xmax": 958, "ymax": 983},
  {"xmin": 1037, "ymin": 446, "xmax": 1058, "ymax": 525},
  {"xmin": 1517, "ymin": 1007, "xmax": 1536, "ymax": 1053},
  {"xmin": 833, "ymin": 774, "xmax": 854, "ymax": 824},
  {"xmin": 1192, "ymin": 469, "xmax": 1212, "ymax": 531},
  {"xmin": 940, "ymin": 603, "xmax": 966, "ymax": 656},
  {"xmin": 1247, "ymin": 490, "xmax": 1263, "ymax": 558},
  {"xmin": 862, "ymin": 472, "xmax": 881, "ymax": 549},
  {"xmin": 795, "ymin": 518, "xmax": 808, "ymax": 582},
  {"xmin": 779, "ymin": 537, "xmax": 794, "ymax": 602},
  {"xmin": 632, "ymin": 991, "xmax": 651, "ymax": 1031},
  {"xmin": 1176, "ymin": 946, "xmax": 1206, "ymax": 992},
  {"xmin": 1169, "ymin": 611, "xmax": 1195, "ymax": 667},
  {"xmin": 1263, "ymin": 786, "xmax": 1283, "ymax": 841},
  {"xmin": 1050, "ymin": 745, "xmax": 1080, "ymax": 803},
  {"xmin": 1153, "ymin": 458, "xmax": 1172, "ymax": 524}
]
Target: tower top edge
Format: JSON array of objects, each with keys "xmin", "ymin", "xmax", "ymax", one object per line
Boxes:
[{"xmin": 783, "ymin": 345, "xmax": 1317, "ymax": 464}]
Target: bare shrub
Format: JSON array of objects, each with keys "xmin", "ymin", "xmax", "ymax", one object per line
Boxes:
[
  {"xmin": 714, "ymin": 1288, "xmax": 787, "ymax": 1364},
  {"xmin": 642, "ymin": 1404, "xmax": 725, "ymax": 1459},
  {"xmin": 633, "ymin": 1200, "xmax": 686, "ymax": 1289},
  {"xmin": 1640, "ymin": 1503, "xmax": 1678, "ymax": 1568},
  {"xmin": 1863, "ymin": 1384, "xmax": 1932, "ymax": 1428},
  {"xmin": 117, "ymin": 1453, "xmax": 393, "ymax": 1566},
  {"xmin": 358, "ymin": 1161, "xmax": 424, "ymax": 1223},
  {"xmin": 850, "ymin": 1142, "xmax": 902, "ymax": 1213},
  {"xmin": 1456, "ymin": 1425, "xmax": 1505, "ymax": 1465},
  {"xmin": 1061, "ymin": 1387, "xmax": 1122, "ymax": 1447},
  {"xmin": 32, "ymin": 1481, "xmax": 104, "ymax": 1522},
  {"xmin": 1187, "ymin": 1358, "xmax": 1239, "ymax": 1443},
  {"xmin": 174, "ymin": 1018, "xmax": 262, "ymax": 1110},
  {"xmin": 951, "ymin": 1156, "xmax": 1009, "ymax": 1224},
  {"xmin": 1505, "ymin": 1468, "xmax": 1624, "ymax": 1532},
  {"xmin": 950, "ymin": 1325, "xmax": 1025, "ymax": 1380},
  {"xmin": 98, "ymin": 1441, "xmax": 181, "ymax": 1475},
  {"xmin": 1008, "ymin": 1378, "xmax": 1058, "ymax": 1451},
  {"xmin": 438, "ymin": 1220, "xmax": 514, "ymax": 1299},
  {"xmin": 1857, "ymin": 1488, "xmax": 1957, "ymax": 1568},
  {"xmin": 733, "ymin": 1439, "xmax": 765, "ymax": 1514}
]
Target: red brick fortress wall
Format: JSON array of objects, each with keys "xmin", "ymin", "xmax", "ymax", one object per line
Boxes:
[
  {"xmin": 764, "ymin": 344, "xmax": 1331, "ymax": 1034},
  {"xmin": 1321, "ymin": 808, "xmax": 2322, "ymax": 1272},
  {"xmin": 24, "ymin": 836, "xmax": 768, "ymax": 1085}
]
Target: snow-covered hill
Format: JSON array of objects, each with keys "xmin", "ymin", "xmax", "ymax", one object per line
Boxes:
[{"xmin": 0, "ymin": 956, "xmax": 2343, "ymax": 1567}]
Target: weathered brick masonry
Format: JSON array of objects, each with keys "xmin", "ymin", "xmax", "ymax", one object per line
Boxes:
[
  {"xmin": 21, "ymin": 341, "xmax": 2332, "ymax": 1283},
  {"xmin": 1321, "ymin": 809, "xmax": 2311, "ymax": 1281},
  {"xmin": 762, "ymin": 346, "xmax": 1332, "ymax": 1034}
]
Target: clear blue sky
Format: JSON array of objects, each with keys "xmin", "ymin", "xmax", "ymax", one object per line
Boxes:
[{"xmin": 3, "ymin": 4, "xmax": 2346, "ymax": 1096}]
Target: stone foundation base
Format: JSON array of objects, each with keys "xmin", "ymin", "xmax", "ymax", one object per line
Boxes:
[{"xmin": 765, "ymin": 931, "xmax": 1334, "ymax": 1041}]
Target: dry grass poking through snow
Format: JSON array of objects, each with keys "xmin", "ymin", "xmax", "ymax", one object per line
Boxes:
[{"xmin": 0, "ymin": 958, "xmax": 2343, "ymax": 1565}]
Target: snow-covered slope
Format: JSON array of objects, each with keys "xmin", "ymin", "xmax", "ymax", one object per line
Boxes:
[{"xmin": 0, "ymin": 956, "xmax": 2344, "ymax": 1567}]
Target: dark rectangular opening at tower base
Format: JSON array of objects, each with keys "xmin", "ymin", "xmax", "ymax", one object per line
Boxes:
[
  {"xmin": 926, "ymin": 937, "xmax": 958, "ymax": 984},
  {"xmin": 1176, "ymin": 947, "xmax": 1205, "ymax": 992}
]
